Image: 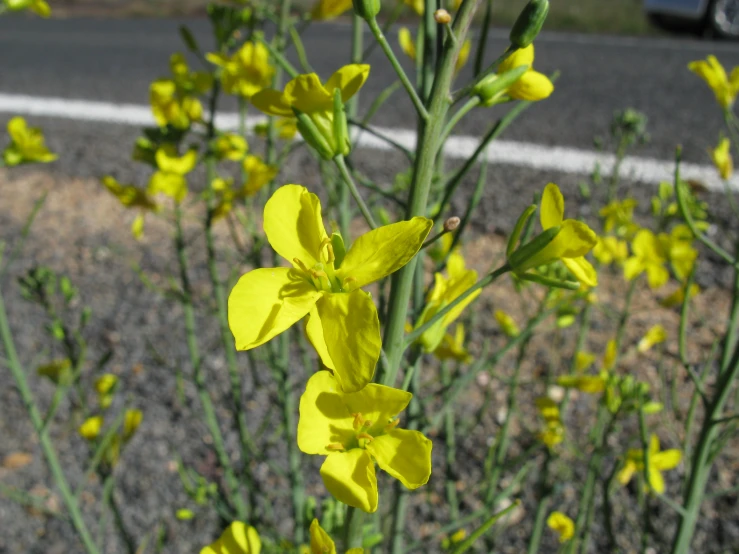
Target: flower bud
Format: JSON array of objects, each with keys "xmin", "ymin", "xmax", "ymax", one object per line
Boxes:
[
  {"xmin": 443, "ymin": 216, "xmax": 460, "ymax": 232},
  {"xmin": 510, "ymin": 0, "xmax": 549, "ymax": 48},
  {"xmin": 474, "ymin": 65, "xmax": 528, "ymax": 107},
  {"xmin": 293, "ymin": 109, "xmax": 335, "ymax": 160},
  {"xmin": 352, "ymin": 0, "xmax": 381, "ymax": 20},
  {"xmin": 332, "ymin": 87, "xmax": 351, "ymax": 157},
  {"xmin": 434, "ymin": 9, "xmax": 452, "ymax": 24},
  {"xmin": 506, "ymin": 203, "xmax": 537, "ymax": 257}
]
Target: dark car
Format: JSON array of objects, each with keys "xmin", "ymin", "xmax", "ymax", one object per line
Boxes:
[{"xmin": 645, "ymin": 0, "xmax": 739, "ymax": 38}]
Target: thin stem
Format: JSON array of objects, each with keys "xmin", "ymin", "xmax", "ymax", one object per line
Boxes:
[
  {"xmin": 334, "ymin": 154, "xmax": 378, "ymax": 229},
  {"xmin": 440, "ymin": 96, "xmax": 480, "ymax": 145},
  {"xmin": 441, "ymin": 361, "xmax": 459, "ymax": 520},
  {"xmin": 344, "ymin": 506, "xmax": 365, "ymax": 549},
  {"xmin": 526, "ymin": 453, "xmax": 553, "ymax": 554}
]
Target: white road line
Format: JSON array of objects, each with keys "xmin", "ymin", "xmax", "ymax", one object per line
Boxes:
[{"xmin": 1, "ymin": 92, "xmax": 736, "ymax": 192}]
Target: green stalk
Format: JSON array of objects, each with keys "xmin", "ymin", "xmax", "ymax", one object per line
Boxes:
[
  {"xmin": 174, "ymin": 206, "xmax": 246, "ymax": 520},
  {"xmin": 439, "ymin": 96, "xmax": 480, "ymax": 145},
  {"xmin": 0, "ymin": 286, "xmax": 100, "ymax": 554},
  {"xmin": 334, "ymin": 154, "xmax": 377, "ymax": 229},
  {"xmin": 344, "ymin": 506, "xmax": 365, "ymax": 549},
  {"xmin": 102, "ymin": 474, "xmax": 136, "ymax": 554},
  {"xmin": 473, "ymin": 0, "xmax": 494, "ymax": 76},
  {"xmin": 441, "ymin": 361, "xmax": 460, "ymax": 519},
  {"xmin": 526, "ymin": 453, "xmax": 553, "ymax": 554}
]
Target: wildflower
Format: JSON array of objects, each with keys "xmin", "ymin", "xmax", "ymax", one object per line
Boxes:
[
  {"xmin": 432, "ymin": 324, "xmax": 472, "ymax": 363},
  {"xmin": 617, "ymin": 434, "xmax": 681, "ymax": 494},
  {"xmin": 309, "ymin": 519, "xmax": 363, "ymax": 554},
  {"xmin": 441, "ymin": 529, "xmax": 467, "ymax": 550},
  {"xmin": 228, "ymin": 185, "xmax": 431, "ymax": 392},
  {"xmin": 508, "ymin": 183, "xmax": 598, "ymax": 288},
  {"xmin": 101, "ymin": 176, "xmax": 159, "ymax": 239},
  {"xmin": 662, "ymin": 225, "xmax": 698, "ymax": 282},
  {"xmin": 413, "ymin": 251, "xmax": 480, "ymax": 353},
  {"xmin": 599, "ymin": 198, "xmax": 639, "ymax": 237},
  {"xmin": 624, "ymin": 229, "xmax": 669, "ymax": 289},
  {"xmin": 311, "ymin": 0, "xmax": 352, "ymax": 19},
  {"xmin": 254, "ymin": 117, "xmax": 298, "ymax": 140},
  {"xmin": 213, "ymin": 133, "xmax": 248, "ymax": 161},
  {"xmin": 711, "ymin": 137, "xmax": 733, "ymax": 180},
  {"xmin": 428, "ymin": 232, "xmax": 456, "ymax": 263},
  {"xmin": 547, "ymin": 511, "xmax": 574, "ymax": 543},
  {"xmin": 297, "ymin": 371, "xmax": 432, "ymax": 513},
  {"xmin": 148, "ymin": 145, "xmax": 198, "ymax": 203},
  {"xmin": 95, "ymin": 374, "xmax": 118, "ymax": 410},
  {"xmin": 251, "ymin": 65, "xmax": 369, "ymax": 159},
  {"xmin": 475, "ymin": 45, "xmax": 553, "ymax": 105},
  {"xmin": 79, "ymin": 416, "xmax": 104, "ymax": 441},
  {"xmin": 535, "ymin": 397, "xmax": 564, "ymax": 448},
  {"xmin": 603, "ymin": 339, "xmax": 617, "ymax": 371},
  {"xmin": 206, "ymin": 42, "xmax": 274, "ymax": 99},
  {"xmin": 2, "ymin": 0, "xmax": 50, "ymax": 17},
  {"xmin": 2, "ymin": 117, "xmax": 57, "ymax": 166},
  {"xmin": 241, "ymin": 155, "xmax": 277, "ymax": 196},
  {"xmin": 149, "ymin": 79, "xmax": 203, "ymax": 129},
  {"xmin": 592, "ymin": 236, "xmax": 628, "ymax": 265},
  {"xmin": 557, "ymin": 374, "xmax": 605, "ymax": 394},
  {"xmin": 637, "ymin": 324, "xmax": 667, "ymax": 353},
  {"xmin": 176, "ymin": 509, "xmax": 195, "ymax": 521},
  {"xmin": 660, "ymin": 283, "xmax": 700, "ymax": 308},
  {"xmin": 123, "ymin": 409, "xmax": 143, "ymax": 442},
  {"xmin": 36, "ymin": 359, "xmax": 72, "ymax": 385},
  {"xmin": 494, "ymin": 310, "xmax": 520, "ymax": 337},
  {"xmin": 688, "ymin": 55, "xmax": 739, "ymax": 110},
  {"xmin": 200, "ymin": 521, "xmax": 261, "ymax": 554},
  {"xmin": 575, "ymin": 351, "xmax": 596, "ymax": 372}
]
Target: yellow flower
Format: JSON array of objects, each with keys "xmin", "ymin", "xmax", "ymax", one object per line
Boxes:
[
  {"xmin": 214, "ymin": 133, "xmax": 248, "ymax": 161},
  {"xmin": 494, "ymin": 310, "xmax": 520, "ymax": 338},
  {"xmin": 432, "ymin": 324, "xmax": 472, "ymax": 363},
  {"xmin": 495, "ymin": 44, "xmax": 553, "ymax": 102},
  {"xmin": 309, "ymin": 519, "xmax": 364, "ymax": 554},
  {"xmin": 547, "ymin": 511, "xmax": 574, "ymax": 543},
  {"xmin": 688, "ymin": 55, "xmax": 739, "ymax": 109},
  {"xmin": 509, "ymin": 183, "xmax": 598, "ymax": 288},
  {"xmin": 200, "ymin": 521, "xmax": 261, "ymax": 554},
  {"xmin": 662, "ymin": 225, "xmax": 697, "ymax": 282},
  {"xmin": 575, "ymin": 351, "xmax": 596, "ymax": 372},
  {"xmin": 228, "ymin": 185, "xmax": 431, "ymax": 392},
  {"xmin": 149, "ymin": 79, "xmax": 203, "ymax": 129},
  {"xmin": 557, "ymin": 374, "xmax": 605, "ymax": 394},
  {"xmin": 95, "ymin": 374, "xmax": 118, "ymax": 410},
  {"xmin": 79, "ymin": 416, "xmax": 104, "ymax": 441},
  {"xmin": 3, "ymin": 0, "xmax": 50, "ymax": 17},
  {"xmin": 404, "ymin": 0, "xmax": 424, "ymax": 14},
  {"xmin": 603, "ymin": 338, "xmax": 617, "ymax": 371},
  {"xmin": 148, "ymin": 145, "xmax": 198, "ymax": 203},
  {"xmin": 36, "ymin": 359, "xmax": 72, "ymax": 385},
  {"xmin": 170, "ymin": 53, "xmax": 213, "ymax": 96},
  {"xmin": 102, "ymin": 176, "xmax": 158, "ymax": 211},
  {"xmin": 637, "ymin": 324, "xmax": 667, "ymax": 353},
  {"xmin": 624, "ymin": 229, "xmax": 669, "ymax": 289},
  {"xmin": 659, "ymin": 283, "xmax": 700, "ymax": 308},
  {"xmin": 599, "ymin": 198, "xmax": 639, "ymax": 237},
  {"xmin": 176, "ymin": 508, "xmax": 195, "ymax": 520},
  {"xmin": 254, "ymin": 118, "xmax": 298, "ymax": 140},
  {"xmin": 617, "ymin": 434, "xmax": 681, "ymax": 494},
  {"xmin": 251, "ymin": 65, "xmax": 369, "ymax": 158},
  {"xmin": 241, "ymin": 155, "xmax": 278, "ymax": 196},
  {"xmin": 311, "ymin": 0, "xmax": 353, "ymax": 19},
  {"xmin": 535, "ymin": 397, "xmax": 564, "ymax": 448},
  {"xmin": 207, "ymin": 42, "xmax": 274, "ymax": 99},
  {"xmin": 2, "ymin": 117, "xmax": 57, "ymax": 166},
  {"xmin": 414, "ymin": 251, "xmax": 480, "ymax": 352},
  {"xmin": 592, "ymin": 236, "xmax": 628, "ymax": 265},
  {"xmin": 711, "ymin": 137, "xmax": 733, "ymax": 180},
  {"xmin": 297, "ymin": 371, "xmax": 433, "ymax": 513},
  {"xmin": 123, "ymin": 409, "xmax": 143, "ymax": 442}
]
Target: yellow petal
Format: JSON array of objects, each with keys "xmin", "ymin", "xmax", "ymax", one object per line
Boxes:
[
  {"xmin": 200, "ymin": 521, "xmax": 261, "ymax": 554},
  {"xmin": 645, "ymin": 263, "xmax": 669, "ymax": 289},
  {"xmin": 562, "ymin": 257, "xmax": 598, "ymax": 287},
  {"xmin": 155, "ymin": 147, "xmax": 198, "ymax": 175},
  {"xmin": 131, "ymin": 214, "xmax": 145, "ymax": 240},
  {"xmin": 540, "ymin": 183, "xmax": 565, "ymax": 229},
  {"xmin": 313, "ymin": 291, "xmax": 380, "ymax": 393},
  {"xmin": 499, "ymin": 44, "xmax": 534, "ymax": 73},
  {"xmin": 228, "ymin": 267, "xmax": 322, "ymax": 350},
  {"xmin": 455, "ymin": 40, "xmax": 472, "ymax": 74},
  {"xmin": 305, "ymin": 307, "xmax": 336, "ymax": 370},
  {"xmin": 647, "ymin": 467, "xmax": 666, "ymax": 494},
  {"xmin": 398, "ymin": 27, "xmax": 417, "ymax": 61},
  {"xmin": 251, "ymin": 88, "xmax": 294, "ymax": 117},
  {"xmin": 508, "ymin": 69, "xmax": 554, "ymax": 101},
  {"xmin": 297, "ymin": 371, "xmax": 355, "ymax": 455},
  {"xmin": 366, "ymin": 428, "xmax": 432, "ymax": 489},
  {"xmin": 312, "ymin": 0, "xmax": 353, "ymax": 20},
  {"xmin": 654, "ymin": 449, "xmax": 682, "ymax": 471},
  {"xmin": 338, "ymin": 217, "xmax": 432, "ymax": 289},
  {"xmin": 617, "ymin": 460, "xmax": 637, "ymax": 486},
  {"xmin": 342, "ymin": 384, "xmax": 412, "ymax": 435},
  {"xmin": 7, "ymin": 116, "xmax": 28, "ymax": 142},
  {"xmin": 264, "ymin": 185, "xmax": 329, "ymax": 267},
  {"xmin": 324, "ymin": 64, "xmax": 371, "ymax": 103},
  {"xmin": 148, "ymin": 172, "xmax": 188, "ymax": 203},
  {"xmin": 320, "ymin": 450, "xmax": 378, "ymax": 513},
  {"xmin": 283, "ymin": 73, "xmax": 333, "ymax": 114},
  {"xmin": 309, "ymin": 519, "xmax": 337, "ymax": 554}
]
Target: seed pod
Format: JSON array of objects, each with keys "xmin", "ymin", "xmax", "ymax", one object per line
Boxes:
[
  {"xmin": 509, "ymin": 0, "xmax": 549, "ymax": 48},
  {"xmin": 352, "ymin": 0, "xmax": 381, "ymax": 20}
]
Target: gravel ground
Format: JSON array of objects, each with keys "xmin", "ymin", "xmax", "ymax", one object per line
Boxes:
[{"xmin": 0, "ymin": 148, "xmax": 738, "ymax": 553}]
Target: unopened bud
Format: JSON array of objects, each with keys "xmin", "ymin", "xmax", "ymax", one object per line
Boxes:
[
  {"xmin": 510, "ymin": 0, "xmax": 549, "ymax": 48},
  {"xmin": 443, "ymin": 216, "xmax": 460, "ymax": 232},
  {"xmin": 474, "ymin": 65, "xmax": 528, "ymax": 107},
  {"xmin": 352, "ymin": 0, "xmax": 381, "ymax": 20},
  {"xmin": 434, "ymin": 9, "xmax": 452, "ymax": 24}
]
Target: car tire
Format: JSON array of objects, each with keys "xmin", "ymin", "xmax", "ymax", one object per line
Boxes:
[{"xmin": 707, "ymin": 0, "xmax": 739, "ymax": 39}]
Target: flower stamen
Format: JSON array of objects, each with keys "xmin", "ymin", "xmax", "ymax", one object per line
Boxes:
[{"xmin": 326, "ymin": 443, "xmax": 345, "ymax": 451}]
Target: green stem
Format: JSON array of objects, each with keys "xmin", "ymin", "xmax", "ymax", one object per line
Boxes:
[
  {"xmin": 638, "ymin": 407, "xmax": 653, "ymax": 552},
  {"xmin": 441, "ymin": 361, "xmax": 459, "ymax": 520},
  {"xmin": 452, "ymin": 45, "xmax": 517, "ymax": 103},
  {"xmin": 526, "ymin": 453, "xmax": 553, "ymax": 554},
  {"xmin": 344, "ymin": 506, "xmax": 365, "ymax": 549},
  {"xmin": 440, "ymin": 96, "xmax": 480, "ymax": 145},
  {"xmin": 473, "ymin": 0, "xmax": 494, "ymax": 76},
  {"xmin": 104, "ymin": 475, "xmax": 137, "ymax": 554},
  {"xmin": 334, "ymin": 154, "xmax": 377, "ymax": 229},
  {"xmin": 0, "ymin": 287, "xmax": 100, "ymax": 554}
]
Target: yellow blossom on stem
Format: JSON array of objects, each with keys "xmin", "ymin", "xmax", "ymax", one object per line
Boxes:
[
  {"xmin": 592, "ymin": 236, "xmax": 628, "ymax": 265},
  {"xmin": 123, "ymin": 409, "xmax": 143, "ymax": 442},
  {"xmin": 308, "ymin": 519, "xmax": 364, "ymax": 554},
  {"xmin": 688, "ymin": 55, "xmax": 739, "ymax": 110},
  {"xmin": 206, "ymin": 42, "xmax": 274, "ymax": 99},
  {"xmin": 637, "ymin": 324, "xmax": 667, "ymax": 353},
  {"xmin": 102, "ymin": 176, "xmax": 159, "ymax": 211},
  {"xmin": 254, "ymin": 117, "xmax": 297, "ymax": 141},
  {"xmin": 711, "ymin": 137, "xmax": 733, "ymax": 180},
  {"xmin": 494, "ymin": 310, "xmax": 520, "ymax": 338},
  {"xmin": 661, "ymin": 224, "xmax": 697, "ymax": 282},
  {"xmin": 78, "ymin": 416, "xmax": 104, "ymax": 441},
  {"xmin": 36, "ymin": 359, "xmax": 72, "ymax": 385},
  {"xmin": 618, "ymin": 434, "xmax": 682, "ymax": 494},
  {"xmin": 496, "ymin": 44, "xmax": 553, "ymax": 101},
  {"xmin": 603, "ymin": 338, "xmax": 617, "ymax": 371},
  {"xmin": 624, "ymin": 229, "xmax": 669, "ymax": 289},
  {"xmin": 213, "ymin": 133, "xmax": 248, "ymax": 161},
  {"xmin": 2, "ymin": 117, "xmax": 57, "ymax": 166},
  {"xmin": 149, "ymin": 79, "xmax": 203, "ymax": 129},
  {"xmin": 251, "ymin": 65, "xmax": 369, "ymax": 159},
  {"xmin": 535, "ymin": 397, "xmax": 564, "ymax": 448},
  {"xmin": 297, "ymin": 371, "xmax": 432, "ymax": 513},
  {"xmin": 228, "ymin": 185, "xmax": 431, "ymax": 392},
  {"xmin": 575, "ymin": 351, "xmax": 596, "ymax": 372},
  {"xmin": 508, "ymin": 183, "xmax": 598, "ymax": 288},
  {"xmin": 432, "ymin": 324, "xmax": 472, "ymax": 363},
  {"xmin": 3, "ymin": 0, "xmax": 50, "ymax": 17},
  {"xmin": 659, "ymin": 283, "xmax": 700, "ymax": 308},
  {"xmin": 547, "ymin": 511, "xmax": 574, "ymax": 543},
  {"xmin": 557, "ymin": 374, "xmax": 605, "ymax": 394},
  {"xmin": 241, "ymin": 155, "xmax": 278, "ymax": 197},
  {"xmin": 599, "ymin": 198, "xmax": 639, "ymax": 237},
  {"xmin": 413, "ymin": 251, "xmax": 480, "ymax": 352},
  {"xmin": 311, "ymin": 0, "xmax": 353, "ymax": 20},
  {"xmin": 200, "ymin": 521, "xmax": 261, "ymax": 554},
  {"xmin": 95, "ymin": 374, "xmax": 118, "ymax": 410},
  {"xmin": 148, "ymin": 145, "xmax": 198, "ymax": 203}
]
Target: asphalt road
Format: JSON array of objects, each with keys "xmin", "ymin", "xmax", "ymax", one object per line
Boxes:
[{"xmin": 0, "ymin": 16, "xmax": 738, "ymax": 178}]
